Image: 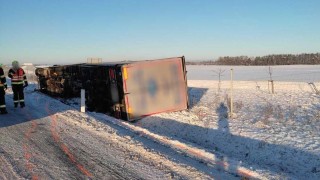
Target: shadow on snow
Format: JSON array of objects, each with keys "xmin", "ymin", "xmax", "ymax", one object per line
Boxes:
[{"xmin": 134, "ymin": 103, "xmax": 320, "ymax": 179}]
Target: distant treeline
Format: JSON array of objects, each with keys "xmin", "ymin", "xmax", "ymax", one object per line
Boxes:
[{"xmin": 187, "ymin": 53, "xmax": 320, "ymax": 65}]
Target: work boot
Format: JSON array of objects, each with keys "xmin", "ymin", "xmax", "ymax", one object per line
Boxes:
[
  {"xmin": 20, "ymin": 103, "xmax": 25, "ymax": 108},
  {"xmin": 14, "ymin": 103, "xmax": 18, "ymax": 108},
  {"xmin": 0, "ymin": 109, "xmax": 8, "ymax": 114}
]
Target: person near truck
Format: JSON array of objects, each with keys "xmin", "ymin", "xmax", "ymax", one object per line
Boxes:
[
  {"xmin": 8, "ymin": 61, "xmax": 28, "ymax": 108},
  {"xmin": 0, "ymin": 63, "xmax": 8, "ymax": 114}
]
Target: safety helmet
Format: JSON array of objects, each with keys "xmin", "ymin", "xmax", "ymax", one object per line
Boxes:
[
  {"xmin": 12, "ymin": 60, "xmax": 20, "ymax": 69},
  {"xmin": 12, "ymin": 60, "xmax": 19, "ymax": 65}
]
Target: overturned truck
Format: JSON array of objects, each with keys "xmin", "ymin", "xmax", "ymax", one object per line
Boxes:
[{"xmin": 35, "ymin": 57, "xmax": 189, "ymax": 121}]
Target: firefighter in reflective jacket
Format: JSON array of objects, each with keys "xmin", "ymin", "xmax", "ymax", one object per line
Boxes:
[
  {"xmin": 8, "ymin": 61, "xmax": 28, "ymax": 108},
  {"xmin": 0, "ymin": 63, "xmax": 8, "ymax": 114}
]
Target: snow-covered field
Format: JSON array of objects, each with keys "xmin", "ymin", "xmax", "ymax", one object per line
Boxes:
[
  {"xmin": 187, "ymin": 65, "xmax": 320, "ymax": 82},
  {"xmin": 1, "ymin": 65, "xmax": 319, "ymax": 179}
]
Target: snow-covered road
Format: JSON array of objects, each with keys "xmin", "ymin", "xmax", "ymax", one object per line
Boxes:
[
  {"xmin": 0, "ymin": 86, "xmax": 235, "ymax": 179},
  {"xmin": 1, "ymin": 77, "xmax": 319, "ymax": 179},
  {"xmin": 0, "ymin": 90, "xmax": 151, "ymax": 179}
]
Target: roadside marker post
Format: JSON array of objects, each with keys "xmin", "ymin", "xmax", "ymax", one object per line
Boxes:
[{"xmin": 81, "ymin": 89, "xmax": 85, "ymax": 113}]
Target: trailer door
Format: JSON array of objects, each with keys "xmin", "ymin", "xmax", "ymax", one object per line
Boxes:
[{"xmin": 122, "ymin": 57, "xmax": 188, "ymax": 121}]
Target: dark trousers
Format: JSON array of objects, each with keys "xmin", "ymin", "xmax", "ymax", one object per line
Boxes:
[
  {"xmin": 12, "ymin": 84, "xmax": 25, "ymax": 106},
  {"xmin": 0, "ymin": 87, "xmax": 6, "ymax": 110}
]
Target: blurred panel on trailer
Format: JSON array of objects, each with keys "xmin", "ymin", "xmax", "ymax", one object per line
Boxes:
[{"xmin": 122, "ymin": 57, "xmax": 188, "ymax": 120}]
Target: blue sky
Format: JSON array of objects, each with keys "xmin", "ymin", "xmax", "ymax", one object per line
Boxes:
[{"xmin": 0, "ymin": 0, "xmax": 319, "ymax": 64}]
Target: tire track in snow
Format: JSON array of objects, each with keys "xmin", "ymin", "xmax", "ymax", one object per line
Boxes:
[
  {"xmin": 44, "ymin": 102, "xmax": 93, "ymax": 178},
  {"xmin": 0, "ymin": 154, "xmax": 20, "ymax": 179},
  {"xmin": 22, "ymin": 107, "xmax": 39, "ymax": 180}
]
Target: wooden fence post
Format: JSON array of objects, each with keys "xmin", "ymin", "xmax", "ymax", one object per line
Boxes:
[{"xmin": 230, "ymin": 69, "xmax": 234, "ymax": 118}]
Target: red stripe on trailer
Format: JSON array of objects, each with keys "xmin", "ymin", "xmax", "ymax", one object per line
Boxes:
[
  {"xmin": 125, "ymin": 95, "xmax": 130, "ymax": 108},
  {"xmin": 109, "ymin": 69, "xmax": 115, "ymax": 80},
  {"xmin": 125, "ymin": 95, "xmax": 130, "ymax": 120},
  {"xmin": 111, "ymin": 69, "xmax": 115, "ymax": 79},
  {"xmin": 108, "ymin": 69, "xmax": 112, "ymax": 80}
]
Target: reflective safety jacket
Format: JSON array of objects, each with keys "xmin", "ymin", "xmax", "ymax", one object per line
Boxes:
[
  {"xmin": 8, "ymin": 68, "xmax": 27, "ymax": 85},
  {"xmin": 0, "ymin": 67, "xmax": 7, "ymax": 88}
]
